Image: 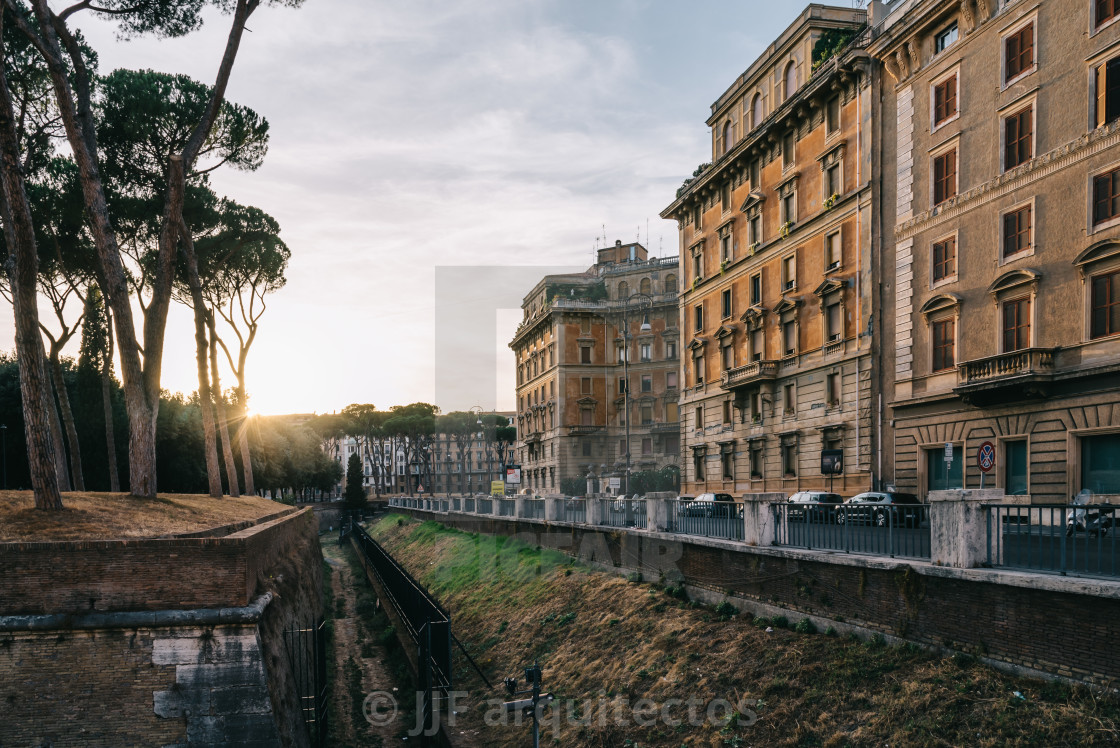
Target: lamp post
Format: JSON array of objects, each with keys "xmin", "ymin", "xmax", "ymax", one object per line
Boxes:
[
  {"xmin": 1, "ymin": 423, "xmax": 7, "ymax": 490},
  {"xmin": 621, "ymin": 293, "xmax": 653, "ymax": 497}
]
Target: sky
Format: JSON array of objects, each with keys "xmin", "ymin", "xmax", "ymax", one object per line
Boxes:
[{"xmin": 7, "ymin": 0, "xmax": 862, "ymax": 415}]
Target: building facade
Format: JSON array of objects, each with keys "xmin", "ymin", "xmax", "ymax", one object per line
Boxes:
[
  {"xmin": 510, "ymin": 241, "xmax": 681, "ymax": 494},
  {"xmin": 661, "ymin": 5, "xmax": 878, "ymax": 497},
  {"xmin": 870, "ymin": 0, "xmax": 1120, "ymax": 500}
]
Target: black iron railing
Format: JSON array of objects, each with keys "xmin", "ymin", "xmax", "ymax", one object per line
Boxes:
[
  {"xmin": 774, "ymin": 503, "xmax": 931, "ymax": 560},
  {"xmin": 987, "ymin": 504, "xmax": 1118, "ymax": 578},
  {"xmin": 668, "ymin": 499, "xmax": 745, "ymax": 541},
  {"xmin": 284, "ymin": 617, "xmax": 329, "ymax": 747},
  {"xmin": 600, "ymin": 498, "xmax": 647, "ymax": 529}
]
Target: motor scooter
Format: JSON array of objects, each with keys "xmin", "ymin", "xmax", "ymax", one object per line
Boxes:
[{"xmin": 1066, "ymin": 489, "xmax": 1114, "ymax": 537}]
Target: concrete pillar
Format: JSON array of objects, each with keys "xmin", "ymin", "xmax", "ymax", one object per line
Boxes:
[
  {"xmin": 928, "ymin": 488, "xmax": 1005, "ymax": 568},
  {"xmin": 647, "ymin": 497, "xmax": 673, "ymax": 533},
  {"xmin": 742, "ymin": 493, "xmax": 785, "ymax": 546},
  {"xmin": 545, "ymin": 496, "xmax": 561, "ymax": 521},
  {"xmin": 588, "ymin": 497, "xmax": 606, "ymax": 526},
  {"xmin": 515, "ymin": 496, "xmax": 527, "ymax": 519}
]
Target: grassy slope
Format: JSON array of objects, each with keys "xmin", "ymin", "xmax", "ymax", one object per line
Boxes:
[
  {"xmin": 0, "ymin": 491, "xmax": 286, "ymax": 541},
  {"xmin": 370, "ymin": 515, "xmax": 1120, "ymax": 748}
]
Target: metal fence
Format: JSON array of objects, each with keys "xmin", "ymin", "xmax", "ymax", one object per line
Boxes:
[
  {"xmin": 560, "ymin": 498, "xmax": 587, "ymax": 524},
  {"xmin": 522, "ymin": 499, "xmax": 546, "ymax": 520},
  {"xmin": 987, "ymin": 504, "xmax": 1118, "ymax": 577},
  {"xmin": 667, "ymin": 499, "xmax": 745, "ymax": 541},
  {"xmin": 600, "ymin": 498, "xmax": 647, "ymax": 529},
  {"xmin": 498, "ymin": 499, "xmax": 516, "ymax": 517},
  {"xmin": 773, "ymin": 503, "xmax": 932, "ymax": 560},
  {"xmin": 477, "ymin": 498, "xmax": 493, "ymax": 514},
  {"xmin": 283, "ymin": 617, "xmax": 329, "ymax": 748}
]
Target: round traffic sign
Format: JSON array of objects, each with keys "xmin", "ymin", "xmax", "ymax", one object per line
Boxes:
[{"xmin": 977, "ymin": 441, "xmax": 996, "ymax": 473}]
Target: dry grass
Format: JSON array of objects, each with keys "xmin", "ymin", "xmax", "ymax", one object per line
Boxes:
[
  {"xmin": 370, "ymin": 515, "xmax": 1120, "ymax": 748},
  {"xmin": 0, "ymin": 490, "xmax": 288, "ymax": 542}
]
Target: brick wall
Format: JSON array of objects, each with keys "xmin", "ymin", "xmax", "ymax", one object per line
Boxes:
[
  {"xmin": 0, "ymin": 508, "xmax": 314, "ymax": 615},
  {"xmin": 391, "ymin": 509, "xmax": 1120, "ymax": 685}
]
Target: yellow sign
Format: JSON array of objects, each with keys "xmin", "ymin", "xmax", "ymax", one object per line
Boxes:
[{"xmin": 490, "ymin": 481, "xmax": 505, "ymax": 497}]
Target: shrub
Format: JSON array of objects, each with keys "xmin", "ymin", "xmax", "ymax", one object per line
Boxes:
[{"xmin": 794, "ymin": 617, "xmax": 817, "ymax": 635}]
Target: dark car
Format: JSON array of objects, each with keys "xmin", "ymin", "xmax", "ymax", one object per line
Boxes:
[
  {"xmin": 785, "ymin": 491, "xmax": 843, "ymax": 523},
  {"xmin": 681, "ymin": 492, "xmax": 737, "ymax": 517},
  {"xmin": 838, "ymin": 492, "xmax": 924, "ymax": 528}
]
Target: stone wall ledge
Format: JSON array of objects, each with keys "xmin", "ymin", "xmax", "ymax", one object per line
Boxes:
[{"xmin": 0, "ymin": 592, "xmax": 274, "ymax": 632}]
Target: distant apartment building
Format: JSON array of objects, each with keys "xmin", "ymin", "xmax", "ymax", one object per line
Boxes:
[
  {"xmin": 510, "ymin": 241, "xmax": 680, "ymax": 494},
  {"xmin": 870, "ymin": 0, "xmax": 1120, "ymax": 500},
  {"xmin": 661, "ymin": 5, "xmax": 877, "ymax": 496}
]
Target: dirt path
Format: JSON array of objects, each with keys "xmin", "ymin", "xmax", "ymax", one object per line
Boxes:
[{"xmin": 323, "ymin": 540, "xmax": 408, "ymax": 746}]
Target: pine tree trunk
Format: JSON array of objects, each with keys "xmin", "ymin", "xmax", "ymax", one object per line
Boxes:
[
  {"xmin": 101, "ymin": 369, "xmax": 120, "ymax": 493},
  {"xmin": 0, "ymin": 21, "xmax": 61, "ymax": 509},
  {"xmin": 43, "ymin": 359, "xmax": 71, "ymax": 492},
  {"xmin": 208, "ymin": 313, "xmax": 240, "ymax": 497},
  {"xmin": 49, "ymin": 353, "xmax": 85, "ymax": 491},
  {"xmin": 235, "ymin": 378, "xmax": 255, "ymax": 496}
]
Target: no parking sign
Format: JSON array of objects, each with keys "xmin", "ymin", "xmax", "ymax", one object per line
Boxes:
[{"xmin": 977, "ymin": 441, "xmax": 996, "ymax": 473}]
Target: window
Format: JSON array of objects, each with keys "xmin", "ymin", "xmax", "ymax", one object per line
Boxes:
[
  {"xmin": 1093, "ymin": 167, "xmax": 1120, "ymax": 226},
  {"xmin": 782, "ymin": 442, "xmax": 797, "ymax": 477},
  {"xmin": 1082, "ymin": 433, "xmax": 1120, "ymax": 493},
  {"xmin": 580, "ymin": 408, "xmax": 593, "ymax": 426},
  {"xmin": 667, "ymin": 401, "xmax": 679, "ymax": 421},
  {"xmin": 720, "ymin": 181, "xmax": 731, "ymax": 213},
  {"xmin": 722, "ymin": 400, "xmax": 732, "ymax": 424},
  {"xmin": 826, "ymin": 96, "xmax": 840, "ymax": 134},
  {"xmin": 641, "ymin": 437, "xmax": 652, "ymax": 455},
  {"xmin": 722, "ymin": 343, "xmax": 734, "ymax": 370},
  {"xmin": 665, "ymin": 274, "xmax": 678, "ymax": 293},
  {"xmin": 721, "ymin": 120, "xmax": 733, "ymax": 155},
  {"xmin": 826, "ymin": 232, "xmax": 841, "ymax": 270},
  {"xmin": 719, "ymin": 224, "xmax": 733, "ymax": 262},
  {"xmin": 935, "ymin": 22, "xmax": 958, "ymax": 53},
  {"xmin": 932, "ymin": 237, "xmax": 956, "ymax": 282},
  {"xmin": 750, "ymin": 392, "xmax": 762, "ymax": 422},
  {"xmin": 750, "ymin": 445, "xmax": 764, "ymax": 478},
  {"xmin": 641, "ymin": 374, "xmax": 652, "ymax": 393},
  {"xmin": 933, "ymin": 74, "xmax": 958, "ymax": 126},
  {"xmin": 1099, "ymin": 0, "xmax": 1120, "ymax": 27},
  {"xmin": 694, "ymin": 452, "xmax": 705, "ymax": 481},
  {"xmin": 826, "ymin": 302, "xmax": 842, "ymax": 342},
  {"xmin": 582, "ymin": 440, "xmax": 592, "ymax": 457},
  {"xmin": 721, "ymin": 450, "xmax": 734, "ymax": 480},
  {"xmin": 1004, "ymin": 105, "xmax": 1033, "ymax": 170},
  {"xmin": 694, "ymin": 304, "xmax": 704, "ymax": 331},
  {"xmin": 1002, "ymin": 297, "xmax": 1031, "ymax": 352},
  {"xmin": 781, "ymin": 191, "xmax": 796, "ymax": 224},
  {"xmin": 692, "ymin": 251, "xmax": 702, "ymax": 281},
  {"xmin": 580, "ymin": 346, "xmax": 592, "ymax": 364},
  {"xmin": 782, "ymin": 131, "xmax": 795, "ymax": 169},
  {"xmin": 824, "ymin": 163, "xmax": 841, "ymax": 201},
  {"xmin": 666, "ymin": 371, "xmax": 679, "ymax": 390},
  {"xmin": 618, "ymin": 281, "xmax": 629, "ymax": 300},
  {"xmin": 748, "ymin": 214, "xmax": 763, "ymax": 246},
  {"xmin": 933, "ymin": 148, "xmax": 957, "ymax": 206},
  {"xmin": 751, "ymin": 94, "xmax": 764, "ymax": 130},
  {"xmin": 1003, "ymin": 205, "xmax": 1032, "ymax": 258},
  {"xmin": 721, "ymin": 289, "xmax": 732, "ymax": 319},
  {"xmin": 751, "ymin": 328, "xmax": 764, "ymax": 361},
  {"xmin": 667, "ymin": 341, "xmax": 678, "ymax": 359},
  {"xmin": 784, "ymin": 61, "xmax": 797, "ymax": 101},
  {"xmin": 695, "ymin": 354, "xmax": 706, "ymax": 384},
  {"xmin": 750, "ymin": 273, "xmax": 762, "ymax": 305},
  {"xmin": 693, "ymin": 203, "xmax": 702, "ymax": 230},
  {"xmin": 695, "ymin": 406, "xmax": 703, "ymax": 429},
  {"xmin": 581, "ymin": 376, "xmax": 592, "ymax": 394},
  {"xmin": 1092, "ymin": 269, "xmax": 1120, "ymax": 338},
  {"xmin": 783, "ymin": 383, "xmax": 796, "ymax": 415},
  {"xmin": 618, "ymin": 376, "xmax": 627, "ymax": 394},
  {"xmin": 782, "ymin": 255, "xmax": 796, "ymax": 291},
  {"xmin": 640, "ymin": 404, "xmax": 652, "ymax": 425},
  {"xmin": 749, "ymin": 158, "xmax": 761, "ymax": 188},
  {"xmin": 1005, "ymin": 440, "xmax": 1028, "ymax": 495},
  {"xmin": 1094, "ymin": 56, "xmax": 1120, "ymax": 129},
  {"xmin": 927, "ymin": 447, "xmax": 963, "ymax": 490},
  {"xmin": 1004, "ymin": 22, "xmax": 1034, "ymax": 83},
  {"xmin": 665, "ymin": 434, "xmax": 679, "ymax": 454},
  {"xmin": 827, "ymin": 372, "xmax": 840, "ymax": 406},
  {"xmin": 639, "ymin": 343, "xmax": 651, "ymax": 362},
  {"xmin": 782, "ymin": 319, "xmax": 797, "ymax": 356},
  {"xmin": 932, "ymin": 318, "xmax": 955, "ymax": 371}
]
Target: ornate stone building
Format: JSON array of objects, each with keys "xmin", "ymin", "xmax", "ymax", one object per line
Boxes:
[
  {"xmin": 510, "ymin": 241, "xmax": 681, "ymax": 494},
  {"xmin": 661, "ymin": 5, "xmax": 877, "ymax": 497},
  {"xmin": 869, "ymin": 0, "xmax": 1120, "ymax": 500}
]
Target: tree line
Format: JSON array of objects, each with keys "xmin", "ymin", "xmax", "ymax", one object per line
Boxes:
[
  {"xmin": 310, "ymin": 404, "xmax": 518, "ymax": 499},
  {"xmin": 0, "ymin": 0, "xmax": 303, "ymax": 509}
]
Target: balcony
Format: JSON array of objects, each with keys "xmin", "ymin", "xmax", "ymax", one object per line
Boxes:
[
  {"xmin": 720, "ymin": 360, "xmax": 780, "ymax": 391},
  {"xmin": 649, "ymin": 422, "xmax": 681, "ymax": 433},
  {"xmin": 954, "ymin": 348, "xmax": 1057, "ymax": 405},
  {"xmin": 523, "ymin": 432, "xmax": 542, "ymax": 445},
  {"xmin": 568, "ymin": 424, "xmax": 604, "ymax": 436}
]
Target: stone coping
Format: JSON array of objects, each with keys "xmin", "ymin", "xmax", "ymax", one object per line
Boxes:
[{"xmin": 0, "ymin": 592, "xmax": 274, "ymax": 632}]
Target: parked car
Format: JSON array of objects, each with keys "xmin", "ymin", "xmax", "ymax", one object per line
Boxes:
[
  {"xmin": 785, "ymin": 491, "xmax": 843, "ymax": 523},
  {"xmin": 681, "ymin": 492, "xmax": 737, "ymax": 517},
  {"xmin": 838, "ymin": 492, "xmax": 924, "ymax": 528}
]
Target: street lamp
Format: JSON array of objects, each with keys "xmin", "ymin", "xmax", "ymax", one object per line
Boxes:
[{"xmin": 621, "ymin": 292, "xmax": 653, "ymax": 497}]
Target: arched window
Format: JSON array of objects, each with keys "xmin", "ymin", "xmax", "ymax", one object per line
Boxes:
[
  {"xmin": 751, "ymin": 94, "xmax": 763, "ymax": 129},
  {"xmin": 665, "ymin": 274, "xmax": 678, "ymax": 293},
  {"xmin": 722, "ymin": 120, "xmax": 733, "ymax": 154},
  {"xmin": 784, "ymin": 61, "xmax": 797, "ymax": 101},
  {"xmin": 640, "ymin": 277, "xmax": 652, "ymax": 295},
  {"xmin": 618, "ymin": 281, "xmax": 629, "ymax": 300}
]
